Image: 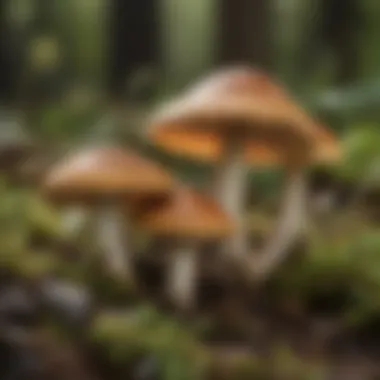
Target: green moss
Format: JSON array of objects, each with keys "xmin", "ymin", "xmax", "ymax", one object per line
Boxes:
[
  {"xmin": 336, "ymin": 124, "xmax": 380, "ymax": 183},
  {"xmin": 82, "ymin": 257, "xmax": 137, "ymax": 304},
  {"xmin": 267, "ymin": 344, "xmax": 329, "ymax": 380},
  {"xmin": 90, "ymin": 307, "xmax": 210, "ymax": 379},
  {"xmin": 19, "ymin": 253, "xmax": 58, "ymax": 279},
  {"xmin": 269, "ymin": 222, "xmax": 380, "ymax": 329},
  {"xmin": 0, "ymin": 151, "xmax": 379, "ymax": 379},
  {"xmin": 0, "ymin": 248, "xmax": 57, "ymax": 280},
  {"xmin": 26, "ymin": 193, "xmax": 64, "ymax": 238},
  {"xmin": 224, "ymin": 354, "xmax": 264, "ymax": 379}
]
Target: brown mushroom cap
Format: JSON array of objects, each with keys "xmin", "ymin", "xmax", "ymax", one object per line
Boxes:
[
  {"xmin": 312, "ymin": 125, "xmax": 341, "ymax": 164},
  {"xmin": 42, "ymin": 146, "xmax": 174, "ymax": 204},
  {"xmin": 245, "ymin": 124, "xmax": 341, "ymax": 166},
  {"xmin": 147, "ymin": 66, "xmax": 316, "ymax": 163},
  {"xmin": 136, "ymin": 187, "xmax": 234, "ymax": 239}
]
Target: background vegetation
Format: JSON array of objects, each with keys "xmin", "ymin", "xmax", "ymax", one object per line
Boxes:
[{"xmin": 0, "ymin": 0, "xmax": 379, "ymax": 379}]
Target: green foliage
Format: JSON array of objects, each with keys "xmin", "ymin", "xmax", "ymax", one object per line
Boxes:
[
  {"xmin": 343, "ymin": 230, "xmax": 380, "ymax": 325},
  {"xmin": 44, "ymin": 0, "xmax": 106, "ymax": 83},
  {"xmin": 269, "ymin": 344, "xmax": 328, "ymax": 380},
  {"xmin": 336, "ymin": 123, "xmax": 380, "ymax": 184},
  {"xmin": 90, "ymin": 306, "xmax": 209, "ymax": 380},
  {"xmin": 3, "ymin": 1, "xmax": 380, "ymax": 377},
  {"xmin": 273, "ymin": 220, "xmax": 380, "ymax": 326},
  {"xmin": 0, "ymin": 179, "xmax": 63, "ymax": 278},
  {"xmin": 36, "ymin": 97, "xmax": 103, "ymax": 143},
  {"xmin": 0, "ymin": 182, "xmax": 62, "ymax": 236}
]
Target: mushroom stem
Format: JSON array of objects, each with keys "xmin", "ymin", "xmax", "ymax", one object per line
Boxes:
[
  {"xmin": 61, "ymin": 207, "xmax": 88, "ymax": 237},
  {"xmin": 96, "ymin": 203, "xmax": 135, "ymax": 282},
  {"xmin": 167, "ymin": 244, "xmax": 197, "ymax": 312},
  {"xmin": 214, "ymin": 139, "xmax": 248, "ymax": 257},
  {"xmin": 253, "ymin": 167, "xmax": 307, "ymax": 280}
]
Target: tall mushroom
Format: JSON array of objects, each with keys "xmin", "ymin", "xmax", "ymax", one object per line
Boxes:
[
  {"xmin": 244, "ymin": 123, "xmax": 341, "ymax": 279},
  {"xmin": 135, "ymin": 186, "xmax": 233, "ymax": 312},
  {"xmin": 146, "ymin": 66, "xmax": 317, "ymax": 258},
  {"xmin": 42, "ymin": 146, "xmax": 173, "ymax": 284}
]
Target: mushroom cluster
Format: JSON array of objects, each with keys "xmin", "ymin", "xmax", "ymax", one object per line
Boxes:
[
  {"xmin": 147, "ymin": 66, "xmax": 341, "ymax": 279},
  {"xmin": 37, "ymin": 65, "xmax": 341, "ymax": 312},
  {"xmin": 43, "ymin": 145, "xmax": 174, "ymax": 284}
]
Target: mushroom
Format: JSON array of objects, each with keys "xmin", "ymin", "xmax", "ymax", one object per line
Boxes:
[
  {"xmin": 146, "ymin": 66, "xmax": 317, "ymax": 258},
  {"xmin": 135, "ymin": 186, "xmax": 233, "ymax": 312},
  {"xmin": 245, "ymin": 123, "xmax": 341, "ymax": 279},
  {"xmin": 42, "ymin": 146, "xmax": 173, "ymax": 283}
]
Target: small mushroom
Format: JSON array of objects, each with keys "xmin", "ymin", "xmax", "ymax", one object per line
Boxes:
[
  {"xmin": 42, "ymin": 146, "xmax": 173, "ymax": 284},
  {"xmin": 147, "ymin": 66, "xmax": 316, "ymax": 258},
  {"xmin": 135, "ymin": 186, "xmax": 234, "ymax": 312}
]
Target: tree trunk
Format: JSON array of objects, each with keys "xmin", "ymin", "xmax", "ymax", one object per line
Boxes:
[
  {"xmin": 161, "ymin": 0, "xmax": 217, "ymax": 87},
  {"xmin": 297, "ymin": 0, "xmax": 362, "ymax": 86},
  {"xmin": 321, "ymin": 0, "xmax": 362, "ymax": 85},
  {"xmin": 218, "ymin": 0, "xmax": 273, "ymax": 68},
  {"xmin": 107, "ymin": 0, "xmax": 159, "ymax": 101},
  {"xmin": 0, "ymin": 0, "xmax": 19, "ymax": 106}
]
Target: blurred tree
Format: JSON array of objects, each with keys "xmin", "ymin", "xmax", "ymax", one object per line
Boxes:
[
  {"xmin": 53, "ymin": 0, "xmax": 106, "ymax": 87},
  {"xmin": 296, "ymin": 0, "xmax": 364, "ymax": 86},
  {"xmin": 160, "ymin": 0, "xmax": 217, "ymax": 89},
  {"xmin": 218, "ymin": 0, "xmax": 273, "ymax": 68},
  {"xmin": 25, "ymin": 0, "xmax": 65, "ymax": 105},
  {"xmin": 108, "ymin": 0, "xmax": 159, "ymax": 101},
  {"xmin": 33, "ymin": 0, "xmax": 50, "ymax": 33},
  {"xmin": 0, "ymin": 0, "xmax": 24, "ymax": 107}
]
